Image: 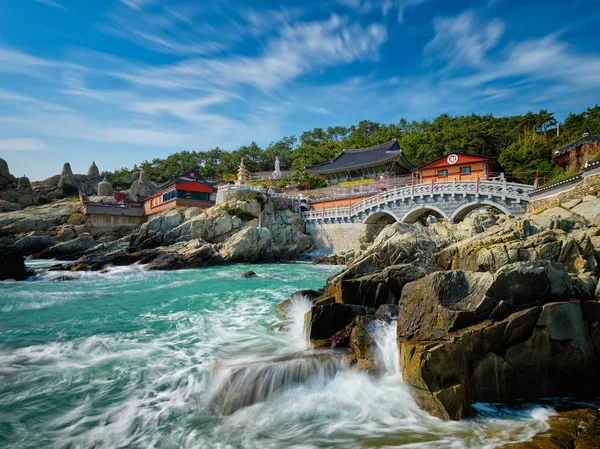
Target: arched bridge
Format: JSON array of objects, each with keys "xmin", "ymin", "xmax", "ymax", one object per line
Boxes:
[{"xmin": 300, "ymin": 179, "xmax": 534, "ymax": 224}]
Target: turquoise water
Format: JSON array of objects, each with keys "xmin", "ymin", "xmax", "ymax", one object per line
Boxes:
[{"xmin": 0, "ymin": 263, "xmax": 550, "ymax": 449}]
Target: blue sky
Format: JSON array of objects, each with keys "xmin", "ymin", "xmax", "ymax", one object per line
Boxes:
[{"xmin": 1, "ymin": 0, "xmax": 599, "ymax": 180}]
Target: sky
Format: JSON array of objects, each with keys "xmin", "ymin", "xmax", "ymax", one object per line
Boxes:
[{"xmin": 1, "ymin": 0, "xmax": 599, "ymax": 181}]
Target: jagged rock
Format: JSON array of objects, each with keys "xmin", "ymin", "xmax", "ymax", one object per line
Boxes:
[
  {"xmin": 307, "ymin": 303, "xmax": 367, "ymax": 342},
  {"xmin": 0, "ymin": 251, "xmax": 27, "ymax": 281},
  {"xmin": 241, "ymin": 270, "xmax": 257, "ymax": 278}
]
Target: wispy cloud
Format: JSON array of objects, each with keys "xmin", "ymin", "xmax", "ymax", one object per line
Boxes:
[
  {"xmin": 338, "ymin": 0, "xmax": 431, "ymax": 23},
  {"xmin": 0, "ymin": 138, "xmax": 47, "ymax": 151},
  {"xmin": 33, "ymin": 0, "xmax": 66, "ymax": 10},
  {"xmin": 112, "ymin": 14, "xmax": 387, "ymax": 91},
  {"xmin": 425, "ymin": 11, "xmax": 504, "ymax": 69}
]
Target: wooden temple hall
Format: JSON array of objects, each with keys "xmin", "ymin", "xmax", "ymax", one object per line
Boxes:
[{"xmin": 304, "ymin": 139, "xmax": 415, "ymax": 181}]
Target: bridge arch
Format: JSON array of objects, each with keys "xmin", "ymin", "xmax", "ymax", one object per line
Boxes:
[
  {"xmin": 401, "ymin": 206, "xmax": 450, "ymax": 224},
  {"xmin": 363, "ymin": 210, "xmax": 400, "ymax": 224},
  {"xmin": 450, "ymin": 200, "xmax": 513, "ymax": 223}
]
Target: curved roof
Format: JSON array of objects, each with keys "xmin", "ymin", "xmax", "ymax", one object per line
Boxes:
[
  {"xmin": 304, "ymin": 139, "xmax": 415, "ymax": 174},
  {"xmin": 553, "ymin": 133, "xmax": 600, "ymax": 158}
]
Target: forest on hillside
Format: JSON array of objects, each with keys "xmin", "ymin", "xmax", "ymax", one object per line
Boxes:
[{"xmin": 108, "ymin": 105, "xmax": 600, "ymax": 188}]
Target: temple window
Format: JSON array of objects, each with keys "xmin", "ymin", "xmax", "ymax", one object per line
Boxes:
[
  {"xmin": 438, "ymin": 169, "xmax": 447, "ymax": 177},
  {"xmin": 460, "ymin": 167, "xmax": 471, "ymax": 175}
]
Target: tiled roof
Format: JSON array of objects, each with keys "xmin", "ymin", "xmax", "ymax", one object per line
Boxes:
[
  {"xmin": 553, "ymin": 131, "xmax": 600, "ymax": 158},
  {"xmin": 305, "ymin": 139, "xmax": 414, "ymax": 174}
]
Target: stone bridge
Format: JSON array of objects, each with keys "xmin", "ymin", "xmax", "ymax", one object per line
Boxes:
[{"xmin": 302, "ymin": 179, "xmax": 534, "ymax": 252}]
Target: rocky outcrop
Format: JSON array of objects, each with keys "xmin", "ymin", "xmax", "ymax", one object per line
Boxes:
[
  {"xmin": 0, "ymin": 251, "xmax": 27, "ymax": 280},
  {"xmin": 398, "ymin": 261, "xmax": 599, "ymax": 421},
  {"xmin": 0, "ymin": 157, "xmax": 40, "ymax": 211}
]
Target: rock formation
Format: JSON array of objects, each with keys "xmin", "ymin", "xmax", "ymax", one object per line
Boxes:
[
  {"xmin": 294, "ymin": 207, "xmax": 600, "ymax": 421},
  {"xmin": 31, "ymin": 161, "xmax": 104, "ymax": 198},
  {"xmin": 97, "ymin": 176, "xmax": 114, "ymax": 197},
  {"xmin": 58, "ymin": 162, "xmax": 78, "ymax": 194},
  {"xmin": 0, "ymin": 157, "xmax": 40, "ymax": 211}
]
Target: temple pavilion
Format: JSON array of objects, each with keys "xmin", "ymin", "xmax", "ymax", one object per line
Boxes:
[
  {"xmin": 304, "ymin": 139, "xmax": 415, "ymax": 182},
  {"xmin": 144, "ymin": 168, "xmax": 215, "ymax": 215},
  {"xmin": 553, "ymin": 127, "xmax": 600, "ymax": 168}
]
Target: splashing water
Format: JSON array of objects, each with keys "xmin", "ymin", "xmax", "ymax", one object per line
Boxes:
[{"xmin": 0, "ymin": 262, "xmax": 552, "ymax": 448}]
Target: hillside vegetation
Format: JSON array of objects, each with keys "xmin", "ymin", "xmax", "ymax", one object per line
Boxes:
[{"xmin": 108, "ymin": 106, "xmax": 600, "ymax": 188}]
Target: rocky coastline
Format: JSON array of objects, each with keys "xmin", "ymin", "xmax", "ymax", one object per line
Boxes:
[
  {"xmin": 0, "ymin": 190, "xmax": 312, "ymax": 280},
  {"xmin": 271, "ymin": 191, "xmax": 600, "ymax": 441},
  {"xmin": 3, "ymin": 167, "xmax": 600, "ymax": 446}
]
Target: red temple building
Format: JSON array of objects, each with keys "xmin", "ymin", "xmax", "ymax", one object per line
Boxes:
[
  {"xmin": 144, "ymin": 169, "xmax": 215, "ymax": 215},
  {"xmin": 414, "ymin": 153, "xmax": 502, "ymax": 183},
  {"xmin": 553, "ymin": 127, "xmax": 600, "ymax": 168}
]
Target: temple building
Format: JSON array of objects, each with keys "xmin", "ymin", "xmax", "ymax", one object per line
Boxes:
[
  {"xmin": 144, "ymin": 168, "xmax": 215, "ymax": 215},
  {"xmin": 553, "ymin": 127, "xmax": 600, "ymax": 168},
  {"xmin": 414, "ymin": 153, "xmax": 501, "ymax": 183},
  {"xmin": 304, "ymin": 139, "xmax": 415, "ymax": 181}
]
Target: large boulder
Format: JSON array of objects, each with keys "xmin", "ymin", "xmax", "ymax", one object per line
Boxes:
[
  {"xmin": 397, "ymin": 270, "xmax": 495, "ymax": 341},
  {"xmin": 219, "ymin": 227, "xmax": 272, "ymax": 263},
  {"xmin": 0, "ymin": 251, "xmax": 27, "ymax": 280},
  {"xmin": 331, "ymin": 263, "xmax": 432, "ymax": 309}
]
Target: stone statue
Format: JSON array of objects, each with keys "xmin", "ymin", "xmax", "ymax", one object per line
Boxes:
[{"xmin": 272, "ymin": 156, "xmax": 282, "ymax": 180}]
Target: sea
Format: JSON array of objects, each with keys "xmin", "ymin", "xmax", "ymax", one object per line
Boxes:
[{"xmin": 0, "ymin": 261, "xmax": 554, "ymax": 449}]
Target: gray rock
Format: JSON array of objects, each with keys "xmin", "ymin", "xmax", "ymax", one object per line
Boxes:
[{"xmin": 36, "ymin": 233, "xmax": 96, "ymax": 259}]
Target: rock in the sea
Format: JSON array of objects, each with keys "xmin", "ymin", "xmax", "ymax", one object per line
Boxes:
[
  {"xmin": 241, "ymin": 270, "xmax": 257, "ymax": 278},
  {"xmin": 0, "ymin": 251, "xmax": 27, "ymax": 281}
]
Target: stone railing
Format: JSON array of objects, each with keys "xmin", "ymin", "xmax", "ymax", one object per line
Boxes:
[
  {"xmin": 528, "ymin": 157, "xmax": 600, "ymax": 199},
  {"xmin": 300, "ymin": 179, "xmax": 534, "ymax": 222}
]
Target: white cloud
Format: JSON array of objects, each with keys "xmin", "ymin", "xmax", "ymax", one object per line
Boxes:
[
  {"xmin": 119, "ymin": 0, "xmax": 155, "ymax": 11},
  {"xmin": 0, "ymin": 138, "xmax": 47, "ymax": 151},
  {"xmin": 33, "ymin": 0, "xmax": 66, "ymax": 10},
  {"xmin": 338, "ymin": 0, "xmax": 430, "ymax": 23},
  {"xmin": 425, "ymin": 11, "xmax": 505, "ymax": 69},
  {"xmin": 113, "ymin": 14, "xmax": 387, "ymax": 91}
]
